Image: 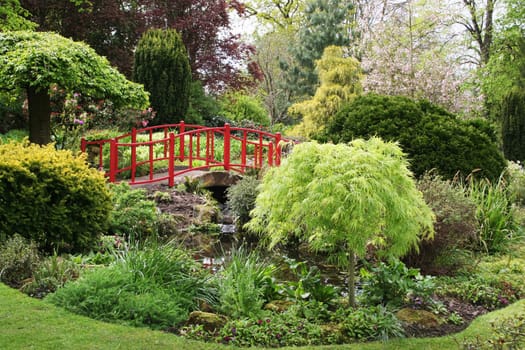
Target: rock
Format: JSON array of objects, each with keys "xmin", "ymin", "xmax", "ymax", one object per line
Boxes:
[
  {"xmin": 396, "ymin": 308, "xmax": 440, "ymax": 328},
  {"xmin": 264, "ymin": 300, "xmax": 294, "ymax": 312},
  {"xmin": 186, "ymin": 311, "xmax": 227, "ymax": 332}
]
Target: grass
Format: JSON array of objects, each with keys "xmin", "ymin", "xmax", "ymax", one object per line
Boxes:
[{"xmin": 1, "ymin": 283, "xmax": 524, "ymax": 350}]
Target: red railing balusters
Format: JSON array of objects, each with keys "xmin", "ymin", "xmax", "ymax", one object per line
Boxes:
[
  {"xmin": 80, "ymin": 122, "xmax": 288, "ymax": 187},
  {"xmin": 223, "ymin": 123, "xmax": 231, "ymax": 171}
]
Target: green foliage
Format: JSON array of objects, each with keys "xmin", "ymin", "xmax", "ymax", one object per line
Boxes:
[
  {"xmin": 326, "ymin": 94, "xmax": 507, "ymax": 180},
  {"xmin": 406, "ymin": 172, "xmax": 478, "ymax": 274},
  {"xmin": 46, "ymin": 243, "xmax": 214, "ymax": 330},
  {"xmin": 461, "ymin": 311, "xmax": 525, "ymax": 349},
  {"xmin": 247, "ymin": 139, "xmax": 434, "ymax": 305},
  {"xmin": 0, "ymin": 31, "xmax": 148, "ymax": 109},
  {"xmin": 219, "ymin": 91, "xmax": 270, "ymax": 126},
  {"xmin": 277, "ymin": 259, "xmax": 339, "ymax": 305},
  {"xmin": 0, "ymin": 142, "xmax": 112, "ymax": 253},
  {"xmin": 288, "ymin": 45, "xmax": 362, "ymax": 137},
  {"xmin": 187, "ymin": 81, "xmax": 218, "ymax": 126},
  {"xmin": 0, "ymin": 91, "xmax": 26, "ymax": 134},
  {"xmin": 436, "ymin": 276, "xmax": 521, "ymax": 310},
  {"xmin": 467, "ymin": 176, "xmax": 519, "ymax": 253},
  {"xmin": 226, "ymin": 175, "xmax": 261, "ymax": 230},
  {"xmin": 134, "ymin": 29, "xmax": 191, "ymax": 125},
  {"xmin": 0, "ymin": 234, "xmax": 40, "ymax": 288},
  {"xmin": 501, "ymin": 87, "xmax": 525, "ymax": 162},
  {"xmin": 0, "ymin": 128, "xmax": 27, "ymax": 143},
  {"xmin": 0, "ymin": 0, "xmax": 37, "ymax": 31},
  {"xmin": 507, "ymin": 161, "xmax": 525, "ymax": 205},
  {"xmin": 359, "ymin": 259, "xmax": 435, "ymax": 308},
  {"xmin": 21, "ymin": 253, "xmax": 80, "ymax": 298},
  {"xmin": 339, "ymin": 306, "xmax": 405, "ymax": 341},
  {"xmin": 282, "ymin": 0, "xmax": 354, "ymax": 99},
  {"xmin": 214, "ymin": 247, "xmax": 277, "ymax": 319},
  {"xmin": 108, "ymin": 183, "xmax": 163, "ymax": 244}
]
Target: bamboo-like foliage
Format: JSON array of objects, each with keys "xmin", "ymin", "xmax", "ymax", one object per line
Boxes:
[
  {"xmin": 246, "ymin": 138, "xmax": 435, "ymax": 305},
  {"xmin": 502, "ymin": 87, "xmax": 525, "ymax": 162}
]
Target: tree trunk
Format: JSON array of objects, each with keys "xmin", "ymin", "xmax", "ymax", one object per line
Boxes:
[
  {"xmin": 27, "ymin": 86, "xmax": 52, "ymax": 145},
  {"xmin": 348, "ymin": 248, "xmax": 356, "ymax": 308}
]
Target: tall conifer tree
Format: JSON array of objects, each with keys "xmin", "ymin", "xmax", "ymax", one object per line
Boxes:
[{"xmin": 134, "ymin": 29, "xmax": 191, "ymax": 125}]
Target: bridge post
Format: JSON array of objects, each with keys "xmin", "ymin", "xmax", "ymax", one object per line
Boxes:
[
  {"xmin": 179, "ymin": 120, "xmax": 185, "ymax": 162},
  {"xmin": 80, "ymin": 138, "xmax": 87, "ymax": 152},
  {"xmin": 275, "ymin": 132, "xmax": 282, "ymax": 166},
  {"xmin": 168, "ymin": 132, "xmax": 175, "ymax": 187},
  {"xmin": 131, "ymin": 127, "xmax": 137, "ymax": 183},
  {"xmin": 109, "ymin": 139, "xmax": 118, "ymax": 183},
  {"xmin": 223, "ymin": 123, "xmax": 231, "ymax": 171}
]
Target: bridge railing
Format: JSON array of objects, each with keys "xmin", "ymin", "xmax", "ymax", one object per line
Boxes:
[{"xmin": 80, "ymin": 121, "xmax": 284, "ymax": 186}]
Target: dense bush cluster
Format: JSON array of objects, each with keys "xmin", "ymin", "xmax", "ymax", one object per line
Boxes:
[
  {"xmin": 324, "ymin": 94, "xmax": 506, "ymax": 180},
  {"xmin": 0, "ymin": 142, "xmax": 111, "ymax": 253},
  {"xmin": 405, "ymin": 173, "xmax": 478, "ymax": 274}
]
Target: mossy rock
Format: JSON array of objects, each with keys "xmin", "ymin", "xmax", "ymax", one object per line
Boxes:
[
  {"xmin": 264, "ymin": 300, "xmax": 294, "ymax": 312},
  {"xmin": 396, "ymin": 308, "xmax": 440, "ymax": 328},
  {"xmin": 186, "ymin": 311, "xmax": 227, "ymax": 332}
]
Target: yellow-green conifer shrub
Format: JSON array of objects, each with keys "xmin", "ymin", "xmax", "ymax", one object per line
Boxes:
[{"xmin": 0, "ymin": 142, "xmax": 111, "ymax": 253}]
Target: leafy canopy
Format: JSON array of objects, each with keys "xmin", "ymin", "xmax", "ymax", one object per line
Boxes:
[
  {"xmin": 248, "ymin": 138, "xmax": 434, "ymax": 261},
  {"xmin": 0, "ymin": 31, "xmax": 148, "ymax": 109}
]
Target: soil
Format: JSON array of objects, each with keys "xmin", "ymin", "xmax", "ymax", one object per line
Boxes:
[{"xmin": 144, "ymin": 184, "xmax": 492, "ymax": 339}]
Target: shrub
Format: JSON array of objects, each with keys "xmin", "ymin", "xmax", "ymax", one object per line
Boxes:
[
  {"xmin": 219, "ymin": 91, "xmax": 270, "ymax": 127},
  {"xmin": 108, "ymin": 183, "xmax": 163, "ymax": 244},
  {"xmin": 0, "ymin": 129, "xmax": 28, "ymax": 144},
  {"xmin": 338, "ymin": 305, "xmax": 405, "ymax": 341},
  {"xmin": 183, "ymin": 311, "xmax": 325, "ymax": 347},
  {"xmin": 461, "ymin": 311, "xmax": 525, "ymax": 349},
  {"xmin": 436, "ymin": 276, "xmax": 521, "ymax": 310},
  {"xmin": 501, "ymin": 87, "xmax": 525, "ymax": 162},
  {"xmin": 0, "ymin": 142, "xmax": 112, "ymax": 253},
  {"xmin": 325, "ymin": 94, "xmax": 506, "ymax": 180},
  {"xmin": 405, "ymin": 172, "xmax": 478, "ymax": 274},
  {"xmin": 21, "ymin": 253, "xmax": 80, "ymax": 298},
  {"xmin": 47, "ymin": 243, "xmax": 214, "ymax": 330},
  {"xmin": 506, "ymin": 161, "xmax": 525, "ymax": 205},
  {"xmin": 359, "ymin": 259, "xmax": 435, "ymax": 308},
  {"xmin": 0, "ymin": 234, "xmax": 40, "ymax": 288},
  {"xmin": 226, "ymin": 175, "xmax": 261, "ymax": 231}
]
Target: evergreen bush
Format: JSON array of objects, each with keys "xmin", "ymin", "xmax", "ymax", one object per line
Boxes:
[
  {"xmin": 0, "ymin": 142, "xmax": 111, "ymax": 253},
  {"xmin": 325, "ymin": 94, "xmax": 506, "ymax": 180},
  {"xmin": 0, "ymin": 234, "xmax": 40, "ymax": 288},
  {"xmin": 133, "ymin": 29, "xmax": 192, "ymax": 125}
]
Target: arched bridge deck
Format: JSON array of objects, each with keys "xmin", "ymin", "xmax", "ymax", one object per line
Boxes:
[{"xmin": 81, "ymin": 122, "xmax": 287, "ymax": 187}]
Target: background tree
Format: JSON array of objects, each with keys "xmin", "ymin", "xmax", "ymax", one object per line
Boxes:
[
  {"xmin": 247, "ymin": 139, "xmax": 435, "ymax": 306},
  {"xmin": 133, "ymin": 29, "xmax": 191, "ymax": 125},
  {"xmin": 0, "ymin": 31, "xmax": 148, "ymax": 144},
  {"xmin": 501, "ymin": 87, "xmax": 525, "ymax": 161},
  {"xmin": 288, "ymin": 46, "xmax": 362, "ymax": 138},
  {"xmin": 0, "ymin": 0, "xmax": 37, "ymax": 31},
  {"xmin": 20, "ymin": 0, "xmax": 255, "ymax": 92},
  {"xmin": 281, "ymin": 0, "xmax": 355, "ymax": 101},
  {"xmin": 219, "ymin": 90, "xmax": 270, "ymax": 126},
  {"xmin": 362, "ymin": 0, "xmax": 470, "ymax": 113}
]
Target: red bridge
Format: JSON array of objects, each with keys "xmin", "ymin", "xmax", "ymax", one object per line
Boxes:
[{"xmin": 81, "ymin": 122, "xmax": 286, "ymax": 187}]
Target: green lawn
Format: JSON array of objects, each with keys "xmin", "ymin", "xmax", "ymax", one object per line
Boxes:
[{"xmin": 1, "ymin": 283, "xmax": 524, "ymax": 350}]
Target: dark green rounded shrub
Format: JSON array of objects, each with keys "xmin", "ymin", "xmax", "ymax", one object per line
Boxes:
[
  {"xmin": 0, "ymin": 142, "xmax": 112, "ymax": 253},
  {"xmin": 325, "ymin": 94, "xmax": 506, "ymax": 180},
  {"xmin": 226, "ymin": 175, "xmax": 261, "ymax": 231},
  {"xmin": 501, "ymin": 87, "xmax": 525, "ymax": 162}
]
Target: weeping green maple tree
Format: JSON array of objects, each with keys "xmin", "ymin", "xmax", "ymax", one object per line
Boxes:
[
  {"xmin": 0, "ymin": 31, "xmax": 149, "ymax": 145},
  {"xmin": 247, "ymin": 138, "xmax": 435, "ymax": 306}
]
